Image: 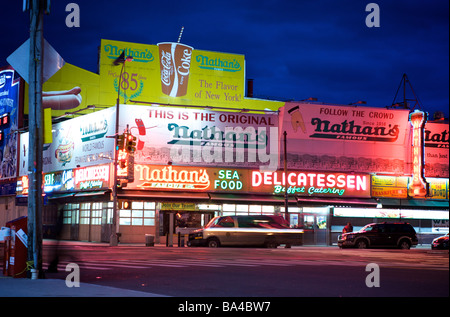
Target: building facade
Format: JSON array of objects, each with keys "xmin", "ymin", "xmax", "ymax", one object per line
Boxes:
[{"xmin": 1, "ymin": 39, "xmax": 449, "ymax": 246}]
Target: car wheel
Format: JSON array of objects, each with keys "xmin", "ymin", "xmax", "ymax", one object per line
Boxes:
[
  {"xmin": 356, "ymin": 239, "xmax": 368, "ymax": 249},
  {"xmin": 207, "ymin": 237, "xmax": 220, "ymax": 248},
  {"xmin": 399, "ymin": 240, "xmax": 411, "ymax": 250}
]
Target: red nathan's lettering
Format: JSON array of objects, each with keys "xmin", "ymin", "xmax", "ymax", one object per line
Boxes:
[{"xmin": 252, "ymin": 171, "xmax": 367, "ymax": 191}]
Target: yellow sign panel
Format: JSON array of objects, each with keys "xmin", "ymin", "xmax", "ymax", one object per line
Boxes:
[
  {"xmin": 371, "ymin": 175, "xmax": 408, "ymax": 198},
  {"xmin": 372, "ymin": 175, "xmax": 448, "ymax": 199},
  {"xmin": 25, "ymin": 39, "xmax": 283, "ymax": 117},
  {"xmin": 99, "ymin": 39, "xmax": 246, "ymax": 108},
  {"xmin": 427, "ymin": 178, "xmax": 449, "ymax": 200},
  {"xmin": 24, "ymin": 63, "xmax": 101, "ymax": 117},
  {"xmin": 160, "ymin": 202, "xmax": 198, "ymax": 211}
]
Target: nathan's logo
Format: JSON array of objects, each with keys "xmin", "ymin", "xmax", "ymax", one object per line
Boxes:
[
  {"xmin": 104, "ymin": 44, "xmax": 154, "ymax": 63},
  {"xmin": 310, "ymin": 118, "xmax": 400, "ymax": 142},
  {"xmin": 196, "ymin": 55, "xmax": 241, "ymax": 72},
  {"xmin": 135, "ymin": 165, "xmax": 210, "ymax": 190},
  {"xmin": 167, "ymin": 123, "xmax": 267, "ymax": 148},
  {"xmin": 80, "ymin": 118, "xmax": 108, "ymax": 142},
  {"xmin": 425, "ymin": 128, "xmax": 449, "ymax": 148}
]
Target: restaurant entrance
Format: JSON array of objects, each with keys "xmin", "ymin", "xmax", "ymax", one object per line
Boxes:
[{"xmin": 289, "ymin": 207, "xmax": 330, "ymax": 245}]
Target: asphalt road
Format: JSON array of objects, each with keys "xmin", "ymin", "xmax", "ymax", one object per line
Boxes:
[{"xmin": 40, "ymin": 242, "xmax": 449, "ymax": 298}]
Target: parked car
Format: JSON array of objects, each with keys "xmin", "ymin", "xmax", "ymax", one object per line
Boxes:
[
  {"xmin": 187, "ymin": 215, "xmax": 303, "ymax": 248},
  {"xmin": 338, "ymin": 222, "xmax": 418, "ymax": 249},
  {"xmin": 431, "ymin": 233, "xmax": 449, "ymax": 250}
]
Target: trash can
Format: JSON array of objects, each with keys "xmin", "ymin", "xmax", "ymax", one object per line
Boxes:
[{"xmin": 145, "ymin": 234, "xmax": 155, "ymax": 247}]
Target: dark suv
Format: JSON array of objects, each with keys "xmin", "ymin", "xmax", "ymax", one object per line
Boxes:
[{"xmin": 338, "ymin": 222, "xmax": 418, "ymax": 249}]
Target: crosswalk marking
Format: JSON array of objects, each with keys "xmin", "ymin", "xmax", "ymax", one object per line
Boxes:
[{"xmin": 45, "ymin": 257, "xmax": 446, "ymax": 272}]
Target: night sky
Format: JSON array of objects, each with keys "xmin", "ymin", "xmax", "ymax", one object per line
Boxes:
[{"xmin": 1, "ymin": 0, "xmax": 448, "ymax": 117}]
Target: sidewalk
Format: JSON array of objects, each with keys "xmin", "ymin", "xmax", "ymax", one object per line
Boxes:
[{"xmin": 0, "ymin": 276, "xmax": 167, "ymax": 297}]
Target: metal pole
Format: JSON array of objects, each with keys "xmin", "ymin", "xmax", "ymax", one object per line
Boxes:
[
  {"xmin": 110, "ymin": 80, "xmax": 121, "ymax": 246},
  {"xmin": 27, "ymin": 0, "xmax": 44, "ymax": 278},
  {"xmin": 110, "ymin": 60, "xmax": 128, "ymax": 246},
  {"xmin": 283, "ymin": 131, "xmax": 289, "ymax": 225}
]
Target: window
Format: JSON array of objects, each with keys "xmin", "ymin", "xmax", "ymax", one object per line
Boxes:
[
  {"xmin": 63, "ymin": 203, "xmax": 79, "ymax": 224},
  {"xmin": 208, "ymin": 216, "xmax": 235, "ymax": 228},
  {"xmin": 80, "ymin": 203, "xmax": 90, "ymax": 224},
  {"xmin": 119, "ymin": 201, "xmax": 156, "ymax": 226}
]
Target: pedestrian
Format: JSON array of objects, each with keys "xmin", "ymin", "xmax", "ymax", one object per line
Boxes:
[{"xmin": 343, "ymin": 222, "xmax": 353, "ymax": 233}]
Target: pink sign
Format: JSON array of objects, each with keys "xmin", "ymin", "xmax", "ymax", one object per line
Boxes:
[{"xmin": 280, "ymin": 102, "xmax": 412, "ymax": 174}]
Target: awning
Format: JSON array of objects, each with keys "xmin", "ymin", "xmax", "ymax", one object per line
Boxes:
[
  {"xmin": 208, "ymin": 193, "xmax": 296, "ymax": 204},
  {"xmin": 48, "ymin": 192, "xmax": 76, "ymax": 199},
  {"xmin": 118, "ymin": 190, "xmax": 210, "ymax": 201},
  {"xmin": 379, "ymin": 198, "xmax": 449, "ymax": 209},
  {"xmin": 73, "ymin": 190, "xmax": 109, "ymax": 198},
  {"xmin": 296, "ymin": 196, "xmax": 378, "ymax": 207}
]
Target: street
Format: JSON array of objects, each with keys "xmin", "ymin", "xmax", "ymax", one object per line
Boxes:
[{"xmin": 38, "ymin": 241, "xmax": 449, "ymax": 297}]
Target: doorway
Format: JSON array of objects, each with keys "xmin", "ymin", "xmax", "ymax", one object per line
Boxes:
[
  {"xmin": 159, "ymin": 211, "xmax": 215, "ymax": 238},
  {"xmin": 296, "ymin": 207, "xmax": 330, "ymax": 245}
]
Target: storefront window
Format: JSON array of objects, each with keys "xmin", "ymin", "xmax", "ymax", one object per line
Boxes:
[
  {"xmin": 62, "ymin": 203, "xmax": 79, "ymax": 224},
  {"xmin": 262, "ymin": 205, "xmax": 275, "ymax": 214},
  {"xmin": 223, "ymin": 204, "xmax": 235, "ymax": 212},
  {"xmin": 80, "ymin": 203, "xmax": 90, "ymax": 224},
  {"xmin": 119, "ymin": 201, "xmax": 156, "ymax": 226}
]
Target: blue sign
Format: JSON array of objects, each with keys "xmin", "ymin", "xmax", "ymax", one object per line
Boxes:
[{"xmin": 0, "ymin": 67, "xmax": 20, "ymax": 190}]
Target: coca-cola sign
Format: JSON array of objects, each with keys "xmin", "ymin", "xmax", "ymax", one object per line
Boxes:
[{"xmin": 157, "ymin": 42, "xmax": 194, "ymax": 97}]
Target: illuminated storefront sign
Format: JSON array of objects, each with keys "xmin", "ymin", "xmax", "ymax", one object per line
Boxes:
[
  {"xmin": 134, "ymin": 164, "xmax": 210, "ymax": 190},
  {"xmin": 128, "ymin": 164, "xmax": 370, "ymax": 198},
  {"xmin": 371, "ymin": 175, "xmax": 408, "ymax": 198},
  {"xmin": 17, "ymin": 165, "xmax": 110, "ymax": 195},
  {"xmin": 371, "ymin": 175, "xmax": 448, "ymax": 200},
  {"xmin": 74, "ymin": 165, "xmax": 110, "ymax": 190},
  {"xmin": 408, "ymin": 110, "xmax": 428, "ymax": 198},
  {"xmin": 251, "ymin": 171, "xmax": 370, "ymax": 197}
]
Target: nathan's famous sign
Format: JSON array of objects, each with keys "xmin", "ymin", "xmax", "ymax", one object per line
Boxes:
[
  {"xmin": 280, "ymin": 103, "xmax": 412, "ymax": 174},
  {"xmin": 118, "ymin": 104, "xmax": 279, "ymax": 170},
  {"xmin": 127, "ymin": 164, "xmax": 371, "ymax": 198}
]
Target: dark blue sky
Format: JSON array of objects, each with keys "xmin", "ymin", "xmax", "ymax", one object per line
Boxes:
[{"xmin": 1, "ymin": 0, "xmax": 448, "ymax": 117}]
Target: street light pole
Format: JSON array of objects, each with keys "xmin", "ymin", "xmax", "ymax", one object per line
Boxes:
[
  {"xmin": 27, "ymin": 0, "xmax": 45, "ymax": 278},
  {"xmin": 283, "ymin": 131, "xmax": 289, "ymax": 225},
  {"xmin": 110, "ymin": 53, "xmax": 132, "ymax": 246}
]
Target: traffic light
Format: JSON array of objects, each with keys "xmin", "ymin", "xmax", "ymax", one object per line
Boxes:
[
  {"xmin": 126, "ymin": 133, "xmax": 137, "ymax": 153},
  {"xmin": 116, "ymin": 133, "xmax": 125, "ymax": 151},
  {"xmin": 119, "ymin": 157, "xmax": 127, "ymax": 169}
]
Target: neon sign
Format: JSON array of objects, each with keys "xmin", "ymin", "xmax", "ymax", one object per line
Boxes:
[
  {"xmin": 408, "ymin": 110, "xmax": 428, "ymax": 198},
  {"xmin": 214, "ymin": 169, "xmax": 243, "ymax": 190},
  {"xmin": 74, "ymin": 165, "xmax": 110, "ymax": 189},
  {"xmin": 134, "ymin": 164, "xmax": 210, "ymax": 190},
  {"xmin": 127, "ymin": 164, "xmax": 370, "ymax": 197},
  {"xmin": 251, "ymin": 171, "xmax": 370, "ymax": 197}
]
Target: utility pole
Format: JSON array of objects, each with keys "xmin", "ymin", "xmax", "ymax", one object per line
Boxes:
[
  {"xmin": 283, "ymin": 131, "xmax": 289, "ymax": 225},
  {"xmin": 27, "ymin": 0, "xmax": 46, "ymax": 278}
]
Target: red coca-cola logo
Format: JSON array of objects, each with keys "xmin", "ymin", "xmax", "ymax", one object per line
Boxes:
[{"xmin": 160, "ymin": 50, "xmax": 173, "ymax": 86}]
